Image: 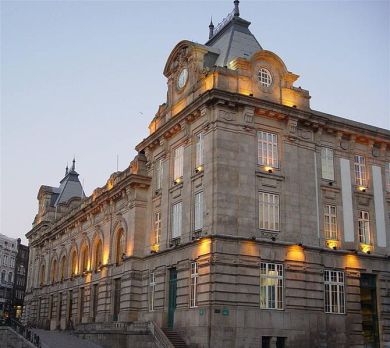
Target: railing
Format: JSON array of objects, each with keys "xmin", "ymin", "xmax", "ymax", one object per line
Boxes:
[
  {"xmin": 148, "ymin": 321, "xmax": 174, "ymax": 348},
  {"xmin": 6, "ymin": 318, "xmax": 42, "ymax": 347},
  {"xmin": 212, "ymin": 10, "xmax": 234, "ymax": 38}
]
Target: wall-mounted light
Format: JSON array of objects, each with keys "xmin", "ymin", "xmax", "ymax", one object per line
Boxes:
[
  {"xmin": 195, "ymin": 165, "xmax": 204, "ymax": 173},
  {"xmin": 263, "ymin": 166, "xmax": 273, "ymax": 174},
  {"xmin": 360, "ymin": 243, "xmax": 372, "ymax": 254},
  {"xmin": 326, "ymin": 239, "xmax": 338, "ymax": 250},
  {"xmin": 358, "ymin": 186, "xmax": 367, "ymax": 193},
  {"xmin": 151, "ymin": 243, "xmax": 160, "ymax": 253},
  {"xmin": 174, "ymin": 177, "xmax": 182, "ymax": 185}
]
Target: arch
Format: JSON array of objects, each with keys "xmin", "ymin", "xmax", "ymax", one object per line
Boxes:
[
  {"xmin": 79, "ymin": 237, "xmax": 90, "ymax": 273},
  {"xmin": 7, "ymin": 271, "xmax": 12, "ymax": 283},
  {"xmin": 1, "ymin": 270, "xmax": 5, "ymax": 282},
  {"xmin": 91, "ymin": 230, "xmax": 104, "ymax": 271},
  {"xmin": 59, "ymin": 254, "xmax": 67, "ymax": 281},
  {"xmin": 163, "ymin": 40, "xmax": 194, "ymax": 78},
  {"xmin": 113, "ymin": 228, "xmax": 126, "ymax": 265},
  {"xmin": 39, "ymin": 262, "xmax": 46, "ymax": 286},
  {"xmin": 69, "ymin": 244, "xmax": 78, "ymax": 277},
  {"xmin": 250, "ymin": 50, "xmax": 289, "ymax": 75},
  {"xmin": 50, "ymin": 257, "xmax": 58, "ymax": 284}
]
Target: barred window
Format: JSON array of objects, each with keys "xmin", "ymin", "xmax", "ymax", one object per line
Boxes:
[
  {"xmin": 172, "ymin": 202, "xmax": 182, "ymax": 239},
  {"xmin": 324, "ymin": 270, "xmax": 345, "ymax": 314},
  {"xmin": 258, "ymin": 131, "xmax": 278, "ymax": 168},
  {"xmin": 358, "ymin": 211, "xmax": 370, "ymax": 244},
  {"xmin": 190, "ymin": 262, "xmax": 199, "ymax": 308},
  {"xmin": 324, "ymin": 205, "xmax": 337, "ymax": 240},
  {"xmin": 174, "ymin": 146, "xmax": 184, "ymax": 180},
  {"xmin": 321, "ymin": 148, "xmax": 334, "ymax": 181},
  {"xmin": 194, "ymin": 192, "xmax": 204, "ymax": 231},
  {"xmin": 260, "ymin": 263, "xmax": 283, "ymax": 310},
  {"xmin": 258, "ymin": 68, "xmax": 272, "ymax": 87},
  {"xmin": 354, "ymin": 155, "xmax": 367, "ymax": 187},
  {"xmin": 149, "ymin": 272, "xmax": 156, "ymax": 312},
  {"xmin": 259, "ymin": 192, "xmax": 279, "ymax": 231}
]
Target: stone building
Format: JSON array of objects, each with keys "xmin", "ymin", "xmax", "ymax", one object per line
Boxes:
[
  {"xmin": 24, "ymin": 2, "xmax": 390, "ymax": 347},
  {"xmin": 0, "ymin": 234, "xmax": 18, "ymax": 318},
  {"xmin": 11, "ymin": 238, "xmax": 29, "ymax": 319}
]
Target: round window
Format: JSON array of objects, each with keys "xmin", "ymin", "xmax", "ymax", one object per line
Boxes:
[{"xmin": 257, "ymin": 68, "xmax": 272, "ymax": 87}]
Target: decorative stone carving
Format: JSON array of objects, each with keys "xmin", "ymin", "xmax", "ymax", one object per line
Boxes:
[{"xmin": 218, "ymin": 110, "xmax": 236, "ymax": 121}]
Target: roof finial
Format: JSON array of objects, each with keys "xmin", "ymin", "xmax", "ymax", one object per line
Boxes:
[
  {"xmin": 65, "ymin": 163, "xmax": 69, "ymax": 176},
  {"xmin": 233, "ymin": 0, "xmax": 240, "ymax": 17},
  {"xmin": 209, "ymin": 17, "xmax": 214, "ymax": 39},
  {"xmin": 72, "ymin": 157, "xmax": 76, "ymax": 171}
]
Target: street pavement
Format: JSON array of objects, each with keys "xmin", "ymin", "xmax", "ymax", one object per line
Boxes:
[{"xmin": 32, "ymin": 329, "xmax": 103, "ymax": 348}]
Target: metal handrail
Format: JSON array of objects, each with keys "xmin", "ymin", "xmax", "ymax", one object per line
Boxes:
[
  {"xmin": 7, "ymin": 318, "xmax": 42, "ymax": 347},
  {"xmin": 148, "ymin": 321, "xmax": 174, "ymax": 348}
]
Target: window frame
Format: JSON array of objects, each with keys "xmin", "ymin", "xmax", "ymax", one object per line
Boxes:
[
  {"xmin": 354, "ymin": 155, "xmax": 367, "ymax": 187},
  {"xmin": 171, "ymin": 202, "xmax": 183, "ymax": 240},
  {"xmin": 257, "ymin": 131, "xmax": 279, "ymax": 168},
  {"xmin": 190, "ymin": 261, "xmax": 199, "ymax": 308},
  {"xmin": 194, "ymin": 191, "xmax": 204, "ymax": 232},
  {"xmin": 149, "ymin": 272, "xmax": 156, "ymax": 312},
  {"xmin": 173, "ymin": 145, "xmax": 184, "ymax": 181},
  {"xmin": 324, "ymin": 204, "xmax": 337, "ymax": 240},
  {"xmin": 195, "ymin": 132, "xmax": 204, "ymax": 168},
  {"xmin": 260, "ymin": 262, "xmax": 283, "ymax": 310},
  {"xmin": 358, "ymin": 210, "xmax": 371, "ymax": 244},
  {"xmin": 154, "ymin": 211, "xmax": 161, "ymax": 245},
  {"xmin": 321, "ymin": 147, "xmax": 334, "ymax": 181},
  {"xmin": 258, "ymin": 191, "xmax": 280, "ymax": 231},
  {"xmin": 155, "ymin": 158, "xmax": 163, "ymax": 191},
  {"xmin": 257, "ymin": 68, "xmax": 273, "ymax": 87},
  {"xmin": 324, "ymin": 270, "xmax": 345, "ymax": 314}
]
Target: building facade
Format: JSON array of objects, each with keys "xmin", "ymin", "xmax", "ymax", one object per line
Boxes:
[
  {"xmin": 24, "ymin": 2, "xmax": 390, "ymax": 347},
  {"xmin": 0, "ymin": 234, "xmax": 18, "ymax": 319},
  {"xmin": 11, "ymin": 239, "xmax": 29, "ymax": 319}
]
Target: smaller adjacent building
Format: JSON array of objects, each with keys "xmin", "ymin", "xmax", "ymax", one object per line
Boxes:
[
  {"xmin": 12, "ymin": 239, "xmax": 29, "ymax": 319},
  {"xmin": 0, "ymin": 234, "xmax": 18, "ymax": 318}
]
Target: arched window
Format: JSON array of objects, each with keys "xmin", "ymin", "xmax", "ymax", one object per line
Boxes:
[
  {"xmin": 51, "ymin": 259, "xmax": 57, "ymax": 283},
  {"xmin": 60, "ymin": 256, "xmax": 66, "ymax": 281},
  {"xmin": 94, "ymin": 239, "xmax": 103, "ymax": 271},
  {"xmin": 115, "ymin": 229, "xmax": 125, "ymax": 265},
  {"xmin": 80, "ymin": 244, "xmax": 89, "ymax": 273},
  {"xmin": 8, "ymin": 272, "xmax": 12, "ymax": 283},
  {"xmin": 40, "ymin": 264, "xmax": 46, "ymax": 286},
  {"xmin": 71, "ymin": 250, "xmax": 78, "ymax": 276},
  {"xmin": 1, "ymin": 270, "xmax": 5, "ymax": 282}
]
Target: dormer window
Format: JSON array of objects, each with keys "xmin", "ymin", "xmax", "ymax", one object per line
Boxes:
[{"xmin": 258, "ymin": 68, "xmax": 272, "ymax": 87}]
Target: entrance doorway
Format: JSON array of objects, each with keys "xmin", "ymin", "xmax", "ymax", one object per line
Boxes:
[
  {"xmin": 360, "ymin": 274, "xmax": 379, "ymax": 348},
  {"xmin": 168, "ymin": 268, "xmax": 177, "ymax": 329}
]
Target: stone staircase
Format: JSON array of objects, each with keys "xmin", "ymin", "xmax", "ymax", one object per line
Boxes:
[{"xmin": 162, "ymin": 328, "xmax": 188, "ymax": 348}]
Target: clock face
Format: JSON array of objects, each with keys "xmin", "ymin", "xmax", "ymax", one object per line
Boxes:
[{"xmin": 177, "ymin": 68, "xmax": 188, "ymax": 90}]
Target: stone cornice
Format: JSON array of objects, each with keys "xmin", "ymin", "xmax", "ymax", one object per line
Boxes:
[{"xmin": 135, "ymin": 89, "xmax": 390, "ymax": 154}]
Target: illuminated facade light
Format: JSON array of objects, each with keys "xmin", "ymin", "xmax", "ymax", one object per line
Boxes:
[
  {"xmin": 326, "ymin": 239, "xmax": 338, "ymax": 250},
  {"xmin": 151, "ymin": 243, "xmax": 160, "ymax": 253},
  {"xmin": 360, "ymin": 243, "xmax": 372, "ymax": 254},
  {"xmin": 263, "ymin": 166, "xmax": 274, "ymax": 173},
  {"xmin": 357, "ymin": 186, "xmax": 367, "ymax": 193}
]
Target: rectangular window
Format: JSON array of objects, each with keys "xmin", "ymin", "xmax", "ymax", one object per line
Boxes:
[
  {"xmin": 174, "ymin": 145, "xmax": 184, "ymax": 180},
  {"xmin": 190, "ymin": 262, "xmax": 199, "ymax": 308},
  {"xmin": 358, "ymin": 210, "xmax": 370, "ymax": 244},
  {"xmin": 155, "ymin": 158, "xmax": 163, "ymax": 190},
  {"xmin": 324, "ymin": 270, "xmax": 345, "ymax": 314},
  {"xmin": 149, "ymin": 272, "xmax": 156, "ymax": 312},
  {"xmin": 194, "ymin": 192, "xmax": 204, "ymax": 231},
  {"xmin": 3, "ymin": 256, "xmax": 7, "ymax": 266},
  {"xmin": 259, "ymin": 192, "xmax": 280, "ymax": 231},
  {"xmin": 172, "ymin": 202, "xmax": 182, "ymax": 239},
  {"xmin": 324, "ymin": 205, "xmax": 337, "ymax": 240},
  {"xmin": 195, "ymin": 133, "xmax": 204, "ymax": 168},
  {"xmin": 354, "ymin": 155, "xmax": 367, "ymax": 186},
  {"xmin": 321, "ymin": 147, "xmax": 334, "ymax": 181},
  {"xmin": 385, "ymin": 163, "xmax": 390, "ymax": 192},
  {"xmin": 154, "ymin": 211, "xmax": 161, "ymax": 245},
  {"xmin": 260, "ymin": 263, "xmax": 283, "ymax": 310},
  {"xmin": 257, "ymin": 131, "xmax": 278, "ymax": 168}
]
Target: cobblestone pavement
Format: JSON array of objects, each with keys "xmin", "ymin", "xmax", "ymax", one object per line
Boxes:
[{"xmin": 32, "ymin": 329, "xmax": 103, "ymax": 348}]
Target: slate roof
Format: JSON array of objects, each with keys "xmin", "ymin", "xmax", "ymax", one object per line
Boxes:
[{"xmin": 205, "ymin": 15, "xmax": 262, "ymax": 67}]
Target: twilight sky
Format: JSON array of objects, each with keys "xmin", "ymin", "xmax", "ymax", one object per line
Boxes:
[{"xmin": 1, "ymin": 0, "xmax": 389, "ymax": 244}]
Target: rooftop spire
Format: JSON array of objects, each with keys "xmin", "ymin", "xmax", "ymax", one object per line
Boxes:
[
  {"xmin": 65, "ymin": 163, "xmax": 69, "ymax": 176},
  {"xmin": 209, "ymin": 17, "xmax": 214, "ymax": 39},
  {"xmin": 72, "ymin": 157, "xmax": 76, "ymax": 171},
  {"xmin": 233, "ymin": 0, "xmax": 240, "ymax": 17}
]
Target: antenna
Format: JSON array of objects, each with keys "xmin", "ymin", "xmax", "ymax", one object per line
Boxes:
[{"xmin": 116, "ymin": 154, "xmax": 119, "ymax": 172}]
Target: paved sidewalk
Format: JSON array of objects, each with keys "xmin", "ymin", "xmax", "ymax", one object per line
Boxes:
[{"xmin": 32, "ymin": 329, "xmax": 103, "ymax": 348}]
